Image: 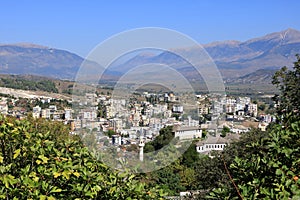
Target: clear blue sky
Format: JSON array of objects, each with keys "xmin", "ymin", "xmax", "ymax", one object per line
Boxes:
[{"xmin": 1, "ymin": 0, "xmax": 299, "ymax": 57}]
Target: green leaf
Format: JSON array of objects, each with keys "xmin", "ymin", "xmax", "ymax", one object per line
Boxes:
[
  {"xmin": 39, "ymin": 195, "xmax": 47, "ymax": 200},
  {"xmin": 7, "ymin": 123, "xmax": 13, "ymax": 127},
  {"xmin": 53, "ymin": 172, "xmax": 61, "ymax": 178},
  {"xmin": 25, "ymin": 132, "xmax": 31, "ymax": 139},
  {"xmin": 2, "ymin": 174, "xmax": 16, "ymax": 188},
  {"xmin": 291, "ymin": 122, "xmax": 299, "ymax": 132},
  {"xmin": 276, "ymin": 169, "xmax": 283, "ymax": 176},
  {"xmin": 285, "ymin": 179, "xmax": 292, "ymax": 187},
  {"xmin": 73, "ymin": 171, "xmax": 80, "ymax": 178},
  {"xmin": 50, "ymin": 187, "xmax": 62, "ymax": 193},
  {"xmin": 36, "ymin": 160, "xmax": 42, "ymax": 165},
  {"xmin": 33, "ymin": 176, "xmax": 39, "ymax": 182},
  {"xmin": 13, "ymin": 149, "xmax": 21, "ymax": 159},
  {"xmin": 62, "ymin": 170, "xmax": 71, "ymax": 180},
  {"xmin": 38, "ymin": 155, "xmax": 49, "ymax": 164}
]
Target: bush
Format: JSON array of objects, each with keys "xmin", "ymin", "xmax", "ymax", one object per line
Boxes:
[{"xmin": 0, "ymin": 116, "xmax": 166, "ymax": 199}]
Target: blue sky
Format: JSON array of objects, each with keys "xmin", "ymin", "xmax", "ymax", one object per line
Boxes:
[{"xmin": 1, "ymin": 0, "xmax": 299, "ymax": 57}]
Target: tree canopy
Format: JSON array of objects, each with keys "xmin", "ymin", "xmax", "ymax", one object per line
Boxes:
[
  {"xmin": 207, "ymin": 55, "xmax": 300, "ymax": 199},
  {"xmin": 0, "ymin": 116, "xmax": 165, "ymax": 199},
  {"xmin": 272, "ymin": 54, "xmax": 300, "ymax": 119}
]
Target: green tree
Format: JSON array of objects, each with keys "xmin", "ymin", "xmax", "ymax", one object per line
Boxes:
[
  {"xmin": 272, "ymin": 54, "xmax": 300, "ymax": 119},
  {"xmin": 180, "ymin": 143, "xmax": 200, "ymax": 168},
  {"xmin": 207, "ymin": 56, "xmax": 300, "ymax": 199},
  {"xmin": 202, "ymin": 129, "xmax": 208, "ymax": 138},
  {"xmin": 149, "ymin": 160, "xmax": 185, "ymax": 195},
  {"xmin": 209, "ymin": 116, "xmax": 300, "ymax": 199},
  {"xmin": 144, "ymin": 126, "xmax": 174, "ymax": 152},
  {"xmin": 0, "ymin": 116, "xmax": 166, "ymax": 199},
  {"xmin": 105, "ymin": 129, "xmax": 116, "ymax": 138},
  {"xmin": 221, "ymin": 126, "xmax": 230, "ymax": 137},
  {"xmin": 258, "ymin": 103, "xmax": 266, "ymax": 111}
]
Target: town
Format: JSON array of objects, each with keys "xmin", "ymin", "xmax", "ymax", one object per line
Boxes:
[{"xmin": 0, "ymin": 86, "xmax": 276, "ymax": 159}]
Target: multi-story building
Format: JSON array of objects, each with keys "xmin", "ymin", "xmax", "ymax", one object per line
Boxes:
[
  {"xmin": 172, "ymin": 105, "xmax": 183, "ymax": 113},
  {"xmin": 64, "ymin": 108, "xmax": 73, "ymax": 120},
  {"xmin": 41, "ymin": 109, "xmax": 51, "ymax": 119},
  {"xmin": 85, "ymin": 93, "xmax": 97, "ymax": 105},
  {"xmin": 174, "ymin": 126, "xmax": 202, "ymax": 140},
  {"xmin": 246, "ymin": 103, "xmax": 258, "ymax": 117},
  {"xmin": 0, "ymin": 101, "xmax": 8, "ymax": 115},
  {"xmin": 32, "ymin": 106, "xmax": 41, "ymax": 118},
  {"xmin": 198, "ymin": 103, "xmax": 209, "ymax": 115}
]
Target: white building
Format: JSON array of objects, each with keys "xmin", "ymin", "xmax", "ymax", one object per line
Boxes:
[
  {"xmin": 32, "ymin": 106, "xmax": 41, "ymax": 118},
  {"xmin": 174, "ymin": 126, "xmax": 202, "ymax": 140},
  {"xmin": 183, "ymin": 116, "xmax": 199, "ymax": 127},
  {"xmin": 41, "ymin": 109, "xmax": 51, "ymax": 119},
  {"xmin": 196, "ymin": 136, "xmax": 227, "ymax": 153},
  {"xmin": 152, "ymin": 104, "xmax": 168, "ymax": 116},
  {"xmin": 237, "ymin": 97, "xmax": 251, "ymax": 105},
  {"xmin": 82, "ymin": 110, "xmax": 97, "ymax": 121},
  {"xmin": 247, "ymin": 103, "xmax": 258, "ymax": 117},
  {"xmin": 64, "ymin": 108, "xmax": 73, "ymax": 120},
  {"xmin": 212, "ymin": 101, "xmax": 224, "ymax": 115},
  {"xmin": 198, "ymin": 103, "xmax": 209, "ymax": 115},
  {"xmin": 231, "ymin": 125, "xmax": 249, "ymax": 134},
  {"xmin": 0, "ymin": 101, "xmax": 8, "ymax": 115},
  {"xmin": 85, "ymin": 93, "xmax": 97, "ymax": 105},
  {"xmin": 172, "ymin": 105, "xmax": 183, "ymax": 113},
  {"xmin": 110, "ymin": 118, "xmax": 125, "ymax": 132},
  {"xmin": 196, "ymin": 133, "xmax": 240, "ymax": 154},
  {"xmin": 112, "ymin": 135, "xmax": 122, "ymax": 145}
]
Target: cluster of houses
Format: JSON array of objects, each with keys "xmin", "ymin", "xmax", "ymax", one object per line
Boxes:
[
  {"xmin": 0, "ymin": 91, "xmax": 277, "ymax": 157},
  {"xmin": 69, "ymin": 93, "xmax": 270, "ymax": 157},
  {"xmin": 32, "ymin": 105, "xmax": 73, "ymax": 120}
]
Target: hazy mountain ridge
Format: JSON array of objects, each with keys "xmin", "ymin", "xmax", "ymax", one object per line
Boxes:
[
  {"xmin": 0, "ymin": 28, "xmax": 300, "ymax": 81},
  {"xmin": 0, "ymin": 44, "xmax": 103, "ymax": 80},
  {"xmin": 205, "ymin": 28, "xmax": 300, "ymax": 77},
  {"xmin": 110, "ymin": 28, "xmax": 300, "ymax": 78},
  {"xmin": 225, "ymin": 69, "xmax": 276, "ymax": 84}
]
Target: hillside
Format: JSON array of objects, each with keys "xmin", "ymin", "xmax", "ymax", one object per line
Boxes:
[
  {"xmin": 0, "ymin": 44, "xmax": 101, "ymax": 80},
  {"xmin": 0, "ymin": 28, "xmax": 300, "ymax": 81},
  {"xmin": 110, "ymin": 28, "xmax": 300, "ymax": 78},
  {"xmin": 225, "ymin": 69, "xmax": 276, "ymax": 84}
]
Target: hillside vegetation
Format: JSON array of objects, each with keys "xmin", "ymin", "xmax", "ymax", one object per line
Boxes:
[{"xmin": 0, "ymin": 76, "xmax": 58, "ymax": 93}]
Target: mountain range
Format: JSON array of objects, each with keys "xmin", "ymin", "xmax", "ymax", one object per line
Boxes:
[{"xmin": 1, "ymin": 28, "xmax": 300, "ymax": 82}]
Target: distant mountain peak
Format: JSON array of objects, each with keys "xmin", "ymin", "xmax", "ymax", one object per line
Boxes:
[
  {"xmin": 245, "ymin": 28, "xmax": 300, "ymax": 46},
  {"xmin": 0, "ymin": 42, "xmax": 49, "ymax": 49},
  {"xmin": 282, "ymin": 27, "xmax": 300, "ymax": 34},
  {"xmin": 203, "ymin": 40, "xmax": 241, "ymax": 48},
  {"xmin": 1, "ymin": 28, "xmax": 300, "ymax": 80}
]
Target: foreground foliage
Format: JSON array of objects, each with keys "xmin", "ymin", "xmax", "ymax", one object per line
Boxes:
[
  {"xmin": 209, "ymin": 117, "xmax": 300, "ymax": 199},
  {"xmin": 208, "ymin": 55, "xmax": 300, "ymax": 199},
  {"xmin": 0, "ymin": 116, "xmax": 165, "ymax": 199},
  {"xmin": 272, "ymin": 54, "xmax": 300, "ymax": 118}
]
